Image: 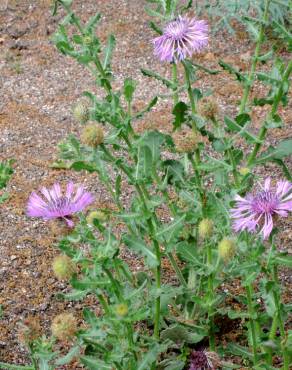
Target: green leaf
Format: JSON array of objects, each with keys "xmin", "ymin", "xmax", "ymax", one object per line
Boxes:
[
  {"xmin": 0, "ymin": 159, "xmax": 14, "ymax": 190},
  {"xmin": 227, "ymin": 343, "xmax": 253, "ymax": 360},
  {"xmin": 275, "ymin": 254, "xmax": 292, "ymax": 268},
  {"xmin": 134, "ymin": 96, "xmax": 158, "ymax": 119},
  {"xmin": 0, "ymin": 363, "xmax": 34, "ymax": 370},
  {"xmin": 188, "ymin": 60, "xmax": 220, "ymax": 75},
  {"xmin": 141, "ymin": 68, "xmax": 175, "ymax": 89},
  {"xmin": 103, "ymin": 34, "xmax": 116, "ymax": 69},
  {"xmin": 80, "ymin": 356, "xmax": 112, "ymax": 370},
  {"xmin": 55, "ymin": 346, "xmax": 80, "ymax": 366},
  {"xmin": 136, "ymin": 130, "xmax": 165, "ymax": 163},
  {"xmin": 219, "ymin": 60, "xmax": 246, "ymax": 82},
  {"xmin": 123, "ymin": 78, "xmax": 137, "ymax": 103},
  {"xmin": 156, "ymin": 215, "xmax": 186, "ymax": 244},
  {"xmin": 137, "ymin": 342, "xmax": 170, "ymax": 370},
  {"xmin": 176, "ymin": 242, "xmax": 203, "ymax": 266},
  {"xmin": 265, "ymin": 114, "xmax": 283, "ymax": 129},
  {"xmin": 123, "ymin": 234, "xmax": 159, "ymax": 267},
  {"xmin": 135, "ymin": 145, "xmax": 153, "ymax": 180},
  {"xmin": 224, "ymin": 116, "xmax": 260, "ymax": 143},
  {"xmin": 85, "ymin": 12, "xmax": 101, "ymax": 33},
  {"xmin": 172, "ymin": 101, "xmax": 188, "ymax": 129},
  {"xmin": 256, "ymin": 139, "xmax": 292, "ymax": 163},
  {"xmin": 115, "ymin": 174, "xmax": 122, "ymax": 201},
  {"xmin": 149, "ymin": 21, "xmax": 162, "ymax": 35},
  {"xmin": 70, "ymin": 161, "xmax": 97, "ymax": 172},
  {"xmin": 161, "ymin": 324, "xmax": 204, "ymax": 343}
]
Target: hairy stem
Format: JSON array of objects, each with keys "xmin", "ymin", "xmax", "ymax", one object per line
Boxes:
[
  {"xmin": 207, "ymin": 243, "xmax": 215, "ymax": 351},
  {"xmin": 172, "ymin": 63, "xmax": 179, "ymax": 105},
  {"xmin": 246, "ymin": 284, "xmax": 258, "ymax": 365},
  {"xmin": 271, "ymin": 265, "xmax": 289, "ymax": 370}
]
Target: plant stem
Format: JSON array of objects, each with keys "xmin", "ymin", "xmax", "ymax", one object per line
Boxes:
[
  {"xmin": 247, "ymin": 60, "xmax": 292, "ymax": 166},
  {"xmin": 246, "ymin": 284, "xmax": 258, "ymax": 365},
  {"xmin": 172, "ymin": 63, "xmax": 178, "ymax": 105},
  {"xmin": 183, "ymin": 61, "xmax": 197, "ymax": 130},
  {"xmin": 239, "ymin": 0, "xmax": 271, "ymax": 114},
  {"xmin": 152, "ymin": 169, "xmax": 187, "ymax": 287},
  {"xmin": 207, "ymin": 243, "xmax": 215, "ymax": 351},
  {"xmin": 271, "ymin": 265, "xmax": 289, "ymax": 370},
  {"xmin": 227, "ymin": 146, "xmax": 240, "ymax": 187},
  {"xmin": 146, "ymin": 219, "xmax": 161, "ymax": 340}
]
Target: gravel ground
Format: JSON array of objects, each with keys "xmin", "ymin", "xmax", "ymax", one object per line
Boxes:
[{"xmin": 0, "ymin": 0, "xmax": 291, "ymax": 367}]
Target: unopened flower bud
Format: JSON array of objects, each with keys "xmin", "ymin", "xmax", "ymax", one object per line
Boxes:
[
  {"xmin": 52, "ymin": 255, "xmax": 76, "ymax": 281},
  {"xmin": 115, "ymin": 303, "xmax": 128, "ymax": 317},
  {"xmin": 198, "ymin": 218, "xmax": 214, "ymax": 239},
  {"xmin": 172, "ymin": 129, "xmax": 203, "ymax": 153},
  {"xmin": 81, "ymin": 124, "xmax": 104, "ymax": 147},
  {"xmin": 239, "ymin": 167, "xmax": 250, "ymax": 176},
  {"xmin": 18, "ymin": 316, "xmax": 41, "ymax": 345},
  {"xmin": 51, "ymin": 313, "xmax": 77, "ymax": 340},
  {"xmin": 198, "ymin": 96, "xmax": 219, "ymax": 120},
  {"xmin": 218, "ymin": 238, "xmax": 236, "ymax": 262},
  {"xmin": 86, "ymin": 210, "xmax": 107, "ymax": 225},
  {"xmin": 83, "ymin": 36, "xmax": 92, "ymax": 45},
  {"xmin": 73, "ymin": 102, "xmax": 89, "ymax": 124}
]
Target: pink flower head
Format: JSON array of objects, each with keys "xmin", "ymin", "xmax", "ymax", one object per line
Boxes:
[
  {"xmin": 27, "ymin": 182, "xmax": 94, "ymax": 227},
  {"xmin": 231, "ymin": 178, "xmax": 292, "ymax": 240},
  {"xmin": 153, "ymin": 16, "xmax": 208, "ymax": 63}
]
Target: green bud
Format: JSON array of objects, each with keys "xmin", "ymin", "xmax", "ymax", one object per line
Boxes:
[
  {"xmin": 198, "ymin": 219, "xmax": 214, "ymax": 239},
  {"xmin": 86, "ymin": 210, "xmax": 107, "ymax": 225},
  {"xmin": 51, "ymin": 313, "xmax": 77, "ymax": 341},
  {"xmin": 52, "ymin": 255, "xmax": 76, "ymax": 281},
  {"xmin": 218, "ymin": 238, "xmax": 236, "ymax": 262},
  {"xmin": 83, "ymin": 36, "xmax": 92, "ymax": 45},
  {"xmin": 73, "ymin": 101, "xmax": 89, "ymax": 124},
  {"xmin": 239, "ymin": 167, "xmax": 250, "ymax": 176},
  {"xmin": 115, "ymin": 303, "xmax": 128, "ymax": 317},
  {"xmin": 81, "ymin": 124, "xmax": 104, "ymax": 147}
]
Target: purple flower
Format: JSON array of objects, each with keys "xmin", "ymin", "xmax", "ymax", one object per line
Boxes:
[
  {"xmin": 231, "ymin": 178, "xmax": 292, "ymax": 240},
  {"xmin": 153, "ymin": 16, "xmax": 208, "ymax": 63},
  {"xmin": 27, "ymin": 182, "xmax": 94, "ymax": 227}
]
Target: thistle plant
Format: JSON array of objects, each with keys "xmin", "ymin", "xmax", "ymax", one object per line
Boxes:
[{"xmin": 1, "ymin": 0, "xmax": 292, "ymax": 369}]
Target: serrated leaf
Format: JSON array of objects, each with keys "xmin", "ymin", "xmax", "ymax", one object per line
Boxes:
[
  {"xmin": 172, "ymin": 101, "xmax": 188, "ymax": 129},
  {"xmin": 141, "ymin": 68, "xmax": 175, "ymax": 89},
  {"xmin": 123, "ymin": 234, "xmax": 159, "ymax": 267},
  {"xmin": 256, "ymin": 139, "xmax": 292, "ymax": 163},
  {"xmin": 275, "ymin": 254, "xmax": 292, "ymax": 268},
  {"xmin": 227, "ymin": 343, "xmax": 253, "ymax": 360},
  {"xmin": 55, "ymin": 346, "xmax": 80, "ymax": 366},
  {"xmin": 156, "ymin": 215, "xmax": 186, "ymax": 243},
  {"xmin": 103, "ymin": 34, "xmax": 116, "ymax": 69},
  {"xmin": 219, "ymin": 60, "xmax": 246, "ymax": 82},
  {"xmin": 134, "ymin": 96, "xmax": 158, "ymax": 119},
  {"xmin": 80, "ymin": 356, "xmax": 112, "ymax": 370},
  {"xmin": 123, "ymin": 78, "xmax": 137, "ymax": 103},
  {"xmin": 224, "ymin": 116, "xmax": 260, "ymax": 143}
]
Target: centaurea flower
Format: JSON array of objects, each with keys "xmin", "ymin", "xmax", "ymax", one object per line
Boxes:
[
  {"xmin": 153, "ymin": 16, "xmax": 208, "ymax": 63},
  {"xmin": 27, "ymin": 182, "xmax": 94, "ymax": 227},
  {"xmin": 231, "ymin": 178, "xmax": 292, "ymax": 239}
]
